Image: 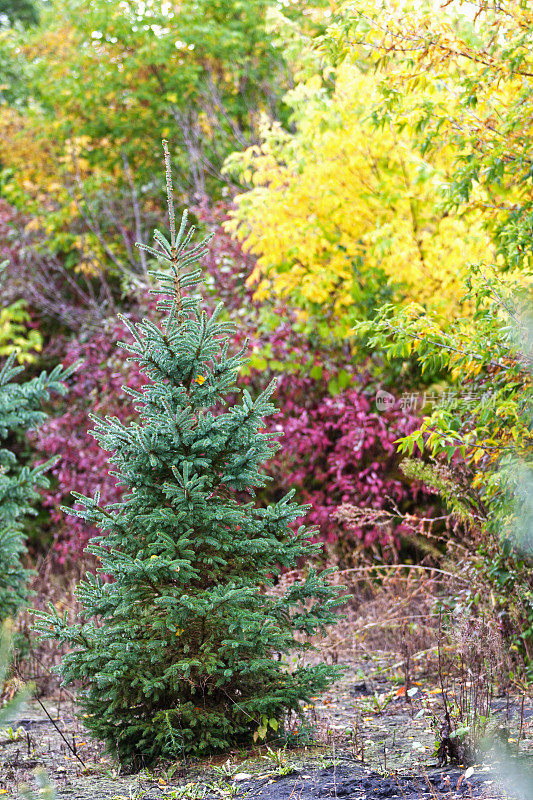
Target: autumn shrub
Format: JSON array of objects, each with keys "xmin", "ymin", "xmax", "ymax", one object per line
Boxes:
[
  {"xmin": 33, "ymin": 204, "xmax": 434, "ymax": 562},
  {"xmin": 313, "ymin": 1, "xmax": 533, "ymax": 676},
  {"xmin": 323, "ymin": 1, "xmax": 533, "ymax": 275},
  {"xmin": 224, "ymin": 12, "xmax": 493, "ymax": 333},
  {"xmin": 359, "ymin": 270, "xmax": 533, "ymax": 673},
  {"xmin": 268, "ymin": 383, "xmax": 433, "ymax": 547},
  {"xmin": 32, "ymin": 319, "xmax": 146, "ymax": 562},
  {"xmin": 37, "ymin": 318, "xmax": 429, "ymax": 560}
]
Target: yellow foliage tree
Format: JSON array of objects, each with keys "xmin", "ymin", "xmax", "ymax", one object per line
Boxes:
[
  {"xmin": 224, "ymin": 10, "xmax": 494, "ymax": 337},
  {"xmin": 324, "ymin": 0, "xmax": 533, "ymax": 271}
]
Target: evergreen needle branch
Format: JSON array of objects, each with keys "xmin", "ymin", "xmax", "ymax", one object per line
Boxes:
[
  {"xmin": 163, "ymin": 139, "xmax": 183, "ymax": 311},
  {"xmin": 162, "ymin": 140, "xmax": 177, "ymax": 247}
]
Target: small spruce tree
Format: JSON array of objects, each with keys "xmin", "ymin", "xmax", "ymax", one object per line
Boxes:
[
  {"xmin": 35, "ymin": 146, "xmax": 344, "ymax": 767},
  {"xmin": 0, "ymin": 353, "xmax": 72, "ymax": 622}
]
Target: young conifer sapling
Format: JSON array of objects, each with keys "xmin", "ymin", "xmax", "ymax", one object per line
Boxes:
[{"xmin": 36, "ymin": 145, "xmax": 344, "ymax": 767}]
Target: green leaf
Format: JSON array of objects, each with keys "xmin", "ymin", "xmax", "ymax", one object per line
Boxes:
[
  {"xmin": 250, "ymin": 354, "xmax": 268, "ymax": 371},
  {"xmin": 337, "ymin": 369, "xmax": 350, "ymax": 389}
]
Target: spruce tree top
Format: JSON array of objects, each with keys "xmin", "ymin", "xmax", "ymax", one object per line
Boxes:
[{"xmin": 37, "ymin": 144, "xmax": 343, "ymax": 766}]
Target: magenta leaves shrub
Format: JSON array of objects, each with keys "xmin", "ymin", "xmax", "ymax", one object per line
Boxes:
[
  {"xmin": 269, "ymin": 383, "xmax": 429, "ymax": 546},
  {"xmin": 32, "ymin": 320, "xmax": 146, "ymax": 562},
  {"xmin": 35, "ymin": 321, "xmax": 429, "ymax": 560},
  {"xmin": 34, "ymin": 204, "xmax": 433, "ymax": 562}
]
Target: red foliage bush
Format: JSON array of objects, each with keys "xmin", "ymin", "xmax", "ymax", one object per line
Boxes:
[
  {"xmin": 33, "ymin": 320, "xmax": 147, "ymax": 562},
  {"xmin": 35, "ymin": 322, "xmax": 430, "ymax": 561},
  {"xmin": 269, "ymin": 384, "xmax": 427, "ymax": 545},
  {"xmin": 34, "ymin": 204, "xmax": 434, "ymax": 562}
]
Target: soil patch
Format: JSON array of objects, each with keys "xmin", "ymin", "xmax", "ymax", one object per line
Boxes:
[
  {"xmin": 1, "ymin": 663, "xmax": 531, "ymax": 799},
  {"xmin": 230, "ymin": 760, "xmax": 532, "ymax": 799}
]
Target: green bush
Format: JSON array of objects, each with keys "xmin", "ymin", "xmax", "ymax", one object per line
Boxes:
[{"xmin": 357, "ymin": 268, "xmax": 533, "ymax": 672}]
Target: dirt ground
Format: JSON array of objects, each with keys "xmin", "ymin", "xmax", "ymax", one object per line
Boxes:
[{"xmin": 1, "ymin": 659, "xmax": 531, "ymax": 800}]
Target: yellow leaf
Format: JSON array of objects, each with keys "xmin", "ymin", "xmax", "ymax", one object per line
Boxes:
[{"xmin": 472, "ymin": 448, "xmax": 485, "ymax": 464}]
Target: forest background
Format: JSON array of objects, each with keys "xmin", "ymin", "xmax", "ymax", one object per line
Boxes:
[{"xmin": 0, "ymin": 0, "xmax": 531, "ymax": 698}]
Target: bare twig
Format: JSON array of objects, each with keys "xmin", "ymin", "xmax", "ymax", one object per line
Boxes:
[
  {"xmin": 121, "ymin": 151, "xmax": 148, "ymax": 276},
  {"xmin": 29, "ymin": 693, "xmax": 87, "ymax": 770}
]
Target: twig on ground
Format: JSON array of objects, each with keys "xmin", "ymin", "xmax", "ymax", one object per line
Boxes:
[{"xmin": 32, "ymin": 695, "xmax": 87, "ymax": 770}]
